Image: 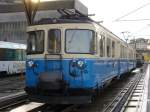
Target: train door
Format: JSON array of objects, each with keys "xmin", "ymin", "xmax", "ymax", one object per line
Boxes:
[
  {"xmin": 98, "ymin": 34, "xmax": 106, "ymax": 82},
  {"xmin": 45, "ymin": 29, "xmax": 62, "ymax": 72},
  {"xmin": 40, "ymin": 29, "xmax": 64, "ymax": 90}
]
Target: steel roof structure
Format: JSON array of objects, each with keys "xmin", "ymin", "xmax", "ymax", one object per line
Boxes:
[{"xmin": 0, "ymin": 0, "xmax": 88, "ymax": 15}]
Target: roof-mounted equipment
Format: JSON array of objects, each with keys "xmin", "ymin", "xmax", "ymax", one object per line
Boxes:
[{"xmin": 23, "ymin": 0, "xmax": 88, "ymax": 25}]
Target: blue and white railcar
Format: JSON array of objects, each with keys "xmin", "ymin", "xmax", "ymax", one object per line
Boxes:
[
  {"xmin": 0, "ymin": 41, "xmax": 26, "ymax": 75},
  {"xmin": 25, "ymin": 18, "xmax": 136, "ymax": 104}
]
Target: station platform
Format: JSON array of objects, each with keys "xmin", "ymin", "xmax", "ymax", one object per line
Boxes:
[
  {"xmin": 122, "ymin": 64, "xmax": 149, "ymax": 112},
  {"xmin": 134, "ymin": 64, "xmax": 150, "ymax": 112},
  {"xmin": 146, "ymin": 64, "xmax": 150, "ymax": 112}
]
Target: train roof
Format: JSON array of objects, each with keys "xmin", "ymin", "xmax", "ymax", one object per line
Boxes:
[
  {"xmin": 34, "ymin": 18, "xmax": 91, "ymax": 25},
  {"xmin": 36, "ymin": 18, "xmax": 132, "ymax": 46},
  {"xmin": 23, "ymin": 0, "xmax": 132, "ymax": 50},
  {"xmin": 30, "ymin": 18, "xmax": 135, "ymax": 51},
  {"xmin": 24, "ymin": 4, "xmax": 136, "ymax": 52},
  {"xmin": 0, "ymin": 41, "xmax": 26, "ymax": 50}
]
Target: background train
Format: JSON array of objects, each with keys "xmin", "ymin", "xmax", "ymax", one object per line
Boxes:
[
  {"xmin": 25, "ymin": 9, "xmax": 137, "ymax": 104},
  {"xmin": 144, "ymin": 53, "xmax": 150, "ymax": 62},
  {"xmin": 0, "ymin": 41, "xmax": 26, "ymax": 76},
  {"xmin": 136, "ymin": 53, "xmax": 144, "ymax": 67}
]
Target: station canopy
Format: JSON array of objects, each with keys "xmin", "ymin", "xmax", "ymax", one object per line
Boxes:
[
  {"xmin": 0, "ymin": 0, "xmax": 88, "ymax": 24},
  {"xmin": 23, "ymin": 0, "xmax": 88, "ymax": 24},
  {"xmin": 0, "ymin": 0, "xmax": 88, "ymax": 15}
]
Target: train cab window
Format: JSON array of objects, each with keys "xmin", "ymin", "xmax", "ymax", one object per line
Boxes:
[
  {"xmin": 65, "ymin": 29, "xmax": 94, "ymax": 53},
  {"xmin": 100, "ymin": 35, "xmax": 105, "ymax": 57},
  {"xmin": 48, "ymin": 29, "xmax": 61, "ymax": 53},
  {"xmin": 106, "ymin": 38, "xmax": 111, "ymax": 57},
  {"xmin": 112, "ymin": 41, "xmax": 115, "ymax": 58},
  {"xmin": 27, "ymin": 31, "xmax": 44, "ymax": 54}
]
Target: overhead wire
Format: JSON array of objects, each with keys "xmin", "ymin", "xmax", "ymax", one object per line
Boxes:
[
  {"xmin": 127, "ymin": 25, "xmax": 150, "ymax": 40},
  {"xmin": 115, "ymin": 2, "xmax": 150, "ymax": 22},
  {"xmin": 117, "ymin": 19, "xmax": 150, "ymax": 22}
]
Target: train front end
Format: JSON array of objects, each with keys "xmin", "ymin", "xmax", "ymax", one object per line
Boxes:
[{"xmin": 25, "ymin": 23, "xmax": 97, "ymax": 104}]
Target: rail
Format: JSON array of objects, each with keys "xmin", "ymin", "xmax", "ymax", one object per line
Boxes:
[
  {"xmin": 2, "ymin": 67, "xmax": 147, "ymax": 112},
  {"xmin": 0, "ymin": 91, "xmax": 28, "ymax": 110},
  {"xmin": 121, "ymin": 65, "xmax": 149, "ymax": 112},
  {"xmin": 102, "ymin": 68, "xmax": 144, "ymax": 112}
]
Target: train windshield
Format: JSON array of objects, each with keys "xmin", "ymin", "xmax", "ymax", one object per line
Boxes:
[
  {"xmin": 48, "ymin": 29, "xmax": 61, "ymax": 53},
  {"xmin": 66, "ymin": 29, "xmax": 94, "ymax": 53},
  {"xmin": 27, "ymin": 31, "xmax": 44, "ymax": 54}
]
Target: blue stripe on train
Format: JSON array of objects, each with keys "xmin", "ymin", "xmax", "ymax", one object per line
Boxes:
[{"xmin": 26, "ymin": 59, "xmax": 136, "ymax": 89}]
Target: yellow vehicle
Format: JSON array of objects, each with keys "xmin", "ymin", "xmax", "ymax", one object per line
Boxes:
[{"xmin": 144, "ymin": 54, "xmax": 150, "ymax": 61}]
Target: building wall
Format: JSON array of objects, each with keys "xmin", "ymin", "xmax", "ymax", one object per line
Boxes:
[
  {"xmin": 0, "ymin": 21, "xmax": 27, "ymax": 44},
  {"xmin": 129, "ymin": 38, "xmax": 148, "ymax": 50},
  {"xmin": 0, "ymin": 10, "xmax": 59, "ymax": 44}
]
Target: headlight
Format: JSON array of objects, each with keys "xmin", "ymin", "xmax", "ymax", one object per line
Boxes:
[
  {"xmin": 28, "ymin": 61, "xmax": 34, "ymax": 67},
  {"xmin": 77, "ymin": 60, "xmax": 84, "ymax": 68}
]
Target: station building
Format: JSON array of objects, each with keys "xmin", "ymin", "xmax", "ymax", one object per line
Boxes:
[
  {"xmin": 129, "ymin": 38, "xmax": 148, "ymax": 50},
  {"xmin": 0, "ymin": 2, "xmax": 61, "ymax": 44},
  {"xmin": 129, "ymin": 38, "xmax": 150, "ymax": 61},
  {"xmin": 0, "ymin": 0, "xmax": 86, "ymax": 44}
]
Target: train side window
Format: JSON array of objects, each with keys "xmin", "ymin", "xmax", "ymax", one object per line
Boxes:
[
  {"xmin": 129, "ymin": 51, "xmax": 131, "ymax": 59},
  {"xmin": 112, "ymin": 41, "xmax": 115, "ymax": 58},
  {"xmin": 100, "ymin": 35, "xmax": 105, "ymax": 57},
  {"xmin": 106, "ymin": 38, "xmax": 111, "ymax": 57},
  {"xmin": 127, "ymin": 49, "xmax": 129, "ymax": 59},
  {"xmin": 124, "ymin": 47, "xmax": 126, "ymax": 58},
  {"xmin": 0, "ymin": 48, "xmax": 5, "ymax": 61},
  {"xmin": 48, "ymin": 29, "xmax": 61, "ymax": 53},
  {"xmin": 123, "ymin": 46, "xmax": 125, "ymax": 58},
  {"xmin": 125, "ymin": 47, "xmax": 127, "ymax": 58},
  {"xmin": 120, "ymin": 45, "xmax": 123, "ymax": 58},
  {"xmin": 5, "ymin": 49, "xmax": 15, "ymax": 61}
]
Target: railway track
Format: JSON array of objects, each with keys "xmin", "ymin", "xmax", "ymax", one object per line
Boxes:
[
  {"xmin": 0, "ymin": 75, "xmax": 24, "ymax": 93},
  {"xmin": 102, "ymin": 69, "xmax": 144, "ymax": 112},
  {"xmin": 120, "ymin": 65, "xmax": 149, "ymax": 112},
  {"xmin": 59, "ymin": 67, "xmax": 146, "ymax": 112},
  {"xmin": 1, "ymin": 66, "xmax": 147, "ymax": 112},
  {"xmin": 0, "ymin": 75, "xmax": 24, "ymax": 87},
  {"xmin": 0, "ymin": 92, "xmax": 28, "ymax": 111}
]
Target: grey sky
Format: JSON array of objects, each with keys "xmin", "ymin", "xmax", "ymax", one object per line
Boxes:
[{"xmin": 81, "ymin": 0, "xmax": 150, "ymax": 40}]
